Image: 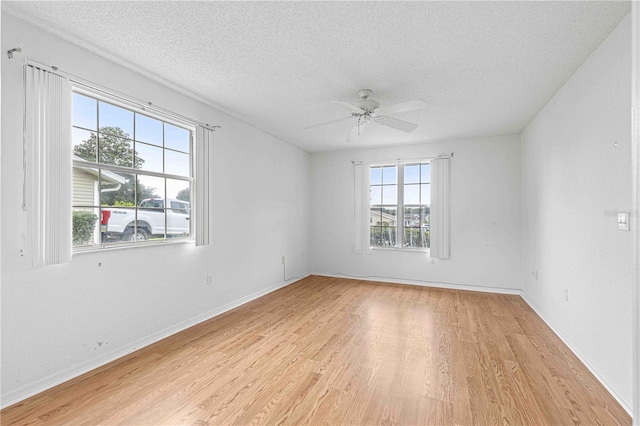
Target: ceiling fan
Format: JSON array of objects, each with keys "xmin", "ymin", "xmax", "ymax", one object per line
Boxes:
[{"xmin": 305, "ymin": 89, "xmax": 427, "ymax": 140}]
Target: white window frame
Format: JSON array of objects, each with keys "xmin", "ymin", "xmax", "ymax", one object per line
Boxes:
[
  {"xmin": 71, "ymin": 86, "xmax": 196, "ymax": 252},
  {"xmin": 23, "ymin": 59, "xmax": 215, "ymax": 265},
  {"xmin": 355, "ymin": 156, "xmax": 449, "ymax": 259},
  {"xmin": 369, "ymin": 160, "xmax": 431, "ymax": 252}
]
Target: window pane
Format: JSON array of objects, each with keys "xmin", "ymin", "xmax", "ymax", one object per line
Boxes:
[
  {"xmin": 382, "ymin": 185, "xmax": 397, "ymax": 205},
  {"xmin": 404, "ymin": 184, "xmax": 420, "ymax": 204},
  {"xmin": 167, "ymin": 179, "xmax": 190, "ymax": 202},
  {"xmin": 99, "ymin": 102, "xmax": 133, "ymax": 138},
  {"xmin": 421, "ymin": 163, "xmax": 431, "ymax": 183},
  {"xmin": 370, "ymin": 186, "xmax": 382, "ymax": 205},
  {"xmin": 380, "ymin": 207, "xmax": 397, "ymax": 226},
  {"xmin": 72, "ymin": 128, "xmax": 97, "ymax": 162},
  {"xmin": 421, "ymin": 183, "xmax": 431, "ymax": 205},
  {"xmin": 135, "ymin": 113, "xmax": 163, "ymax": 146},
  {"xmin": 382, "ymin": 166, "xmax": 397, "ymax": 184},
  {"xmin": 370, "ymin": 198, "xmax": 397, "ymax": 246},
  {"xmin": 73, "ymin": 166, "xmax": 98, "ymax": 207},
  {"xmin": 405, "ymin": 164, "xmax": 420, "ymax": 184},
  {"xmin": 72, "ymin": 207, "xmax": 99, "ymax": 246},
  {"xmin": 403, "ymin": 228, "xmax": 428, "ymax": 249},
  {"xmin": 165, "ymin": 124, "xmax": 190, "ymax": 153},
  {"xmin": 370, "ymin": 224, "xmax": 396, "ymax": 247},
  {"xmin": 73, "ymin": 93, "xmax": 97, "ymax": 130},
  {"xmin": 100, "ymin": 206, "xmax": 138, "ymax": 244},
  {"xmin": 100, "ymin": 171, "xmax": 134, "ymax": 207},
  {"xmin": 137, "ymin": 175, "xmax": 164, "ymax": 201},
  {"xmin": 167, "ymin": 181, "xmax": 191, "ymax": 238},
  {"xmin": 404, "ymin": 207, "xmax": 421, "ymax": 228},
  {"xmin": 135, "ymin": 142, "xmax": 163, "ymax": 173},
  {"xmin": 423, "ymin": 206, "xmax": 431, "ymax": 228},
  {"xmin": 98, "ymin": 135, "xmax": 133, "ymax": 167},
  {"xmin": 370, "ymin": 208, "xmax": 382, "ymax": 226},
  {"xmin": 165, "ymin": 150, "xmax": 190, "ymax": 177},
  {"xmin": 370, "ymin": 167, "xmax": 382, "ymax": 185}
]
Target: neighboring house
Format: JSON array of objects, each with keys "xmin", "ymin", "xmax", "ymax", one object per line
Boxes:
[
  {"xmin": 73, "ymin": 156, "xmax": 126, "ymax": 210},
  {"xmin": 404, "ymin": 213, "xmax": 430, "ymax": 228},
  {"xmin": 370, "ymin": 210, "xmax": 430, "ymax": 228},
  {"xmin": 370, "ymin": 210, "xmax": 398, "ymax": 227}
]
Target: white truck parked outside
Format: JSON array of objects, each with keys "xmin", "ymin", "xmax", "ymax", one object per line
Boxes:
[{"xmin": 102, "ymin": 198, "xmax": 190, "ymax": 241}]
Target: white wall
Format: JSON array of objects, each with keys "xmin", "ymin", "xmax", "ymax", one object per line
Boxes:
[
  {"xmin": 1, "ymin": 13, "xmax": 311, "ymax": 406},
  {"xmin": 310, "ymin": 135, "xmax": 522, "ymax": 292},
  {"xmin": 521, "ymin": 14, "xmax": 633, "ymax": 410}
]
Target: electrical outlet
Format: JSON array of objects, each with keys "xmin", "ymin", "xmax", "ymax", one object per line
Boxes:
[
  {"xmin": 207, "ymin": 274, "xmax": 213, "ymax": 286},
  {"xmin": 531, "ymin": 270, "xmax": 538, "ymax": 280},
  {"xmin": 564, "ymin": 288, "xmax": 569, "ymax": 302}
]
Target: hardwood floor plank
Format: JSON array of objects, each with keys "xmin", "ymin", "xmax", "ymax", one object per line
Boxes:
[{"xmin": 1, "ymin": 276, "xmax": 631, "ymax": 425}]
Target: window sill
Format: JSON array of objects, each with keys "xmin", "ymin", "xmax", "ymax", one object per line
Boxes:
[
  {"xmin": 371, "ymin": 247, "xmax": 430, "ymax": 254},
  {"xmin": 73, "ymin": 238, "xmax": 194, "ymax": 255}
]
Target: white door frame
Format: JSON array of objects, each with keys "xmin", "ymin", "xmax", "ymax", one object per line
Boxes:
[{"xmin": 632, "ymin": 2, "xmax": 639, "ymax": 424}]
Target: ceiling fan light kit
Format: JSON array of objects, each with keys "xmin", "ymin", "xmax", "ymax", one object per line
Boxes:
[{"xmin": 305, "ymin": 89, "xmax": 426, "ymax": 141}]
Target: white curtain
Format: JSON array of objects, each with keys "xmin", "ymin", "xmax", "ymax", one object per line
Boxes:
[
  {"xmin": 430, "ymin": 157, "xmax": 451, "ymax": 259},
  {"xmin": 194, "ymin": 126, "xmax": 213, "ymax": 246},
  {"xmin": 354, "ymin": 163, "xmax": 371, "ymax": 255},
  {"xmin": 24, "ymin": 65, "xmax": 72, "ymax": 267}
]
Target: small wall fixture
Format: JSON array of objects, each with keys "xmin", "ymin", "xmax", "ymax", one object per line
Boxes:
[{"xmin": 7, "ymin": 47, "xmax": 22, "ymax": 59}]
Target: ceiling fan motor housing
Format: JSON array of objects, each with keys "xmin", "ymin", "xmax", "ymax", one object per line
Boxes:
[{"xmin": 355, "ymin": 89, "xmax": 379, "ymax": 113}]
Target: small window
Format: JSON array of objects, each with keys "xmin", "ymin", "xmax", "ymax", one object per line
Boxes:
[
  {"xmin": 72, "ymin": 91, "xmax": 194, "ymax": 248},
  {"xmin": 370, "ymin": 162, "xmax": 430, "ymax": 249}
]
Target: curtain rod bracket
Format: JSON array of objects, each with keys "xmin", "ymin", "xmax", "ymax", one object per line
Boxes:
[{"xmin": 7, "ymin": 47, "xmax": 21, "ymax": 59}]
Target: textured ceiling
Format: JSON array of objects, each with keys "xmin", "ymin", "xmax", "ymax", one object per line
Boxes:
[{"xmin": 3, "ymin": 1, "xmax": 631, "ymax": 153}]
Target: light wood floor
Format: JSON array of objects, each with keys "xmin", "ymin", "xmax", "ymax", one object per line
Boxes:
[{"xmin": 1, "ymin": 276, "xmax": 631, "ymax": 425}]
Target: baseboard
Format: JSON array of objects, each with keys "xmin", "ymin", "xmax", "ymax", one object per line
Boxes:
[
  {"xmin": 520, "ymin": 294, "xmax": 633, "ymax": 417},
  {"xmin": 312, "ymin": 272, "xmax": 523, "ymax": 296},
  {"xmin": 0, "ymin": 274, "xmax": 310, "ymax": 410}
]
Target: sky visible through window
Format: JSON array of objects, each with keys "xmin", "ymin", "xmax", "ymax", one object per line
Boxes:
[{"xmin": 72, "ymin": 92, "xmax": 191, "ymax": 200}]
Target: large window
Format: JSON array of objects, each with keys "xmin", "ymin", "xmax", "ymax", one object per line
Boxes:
[
  {"xmin": 72, "ymin": 90, "xmax": 193, "ymax": 248},
  {"xmin": 369, "ymin": 162, "xmax": 430, "ymax": 249}
]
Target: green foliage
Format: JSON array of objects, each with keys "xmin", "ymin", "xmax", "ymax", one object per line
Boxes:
[
  {"xmin": 370, "ymin": 225, "xmax": 396, "ymax": 247},
  {"xmin": 176, "ymin": 188, "xmax": 190, "ymax": 202},
  {"xmin": 370, "ymin": 226, "xmax": 430, "ymax": 248},
  {"xmin": 404, "ymin": 228, "xmax": 430, "ymax": 248},
  {"xmin": 73, "ymin": 126, "xmax": 143, "ymax": 168},
  {"xmin": 74, "ymin": 126, "xmax": 158, "ymax": 206},
  {"xmin": 72, "ymin": 210, "xmax": 98, "ymax": 245}
]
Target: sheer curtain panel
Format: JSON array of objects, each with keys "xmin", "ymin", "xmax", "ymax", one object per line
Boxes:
[
  {"xmin": 354, "ymin": 163, "xmax": 371, "ymax": 255},
  {"xmin": 24, "ymin": 65, "xmax": 72, "ymax": 267},
  {"xmin": 194, "ymin": 125, "xmax": 213, "ymax": 246},
  {"xmin": 429, "ymin": 157, "xmax": 451, "ymax": 259}
]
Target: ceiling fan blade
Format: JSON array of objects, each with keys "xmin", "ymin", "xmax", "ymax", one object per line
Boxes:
[
  {"xmin": 304, "ymin": 116, "xmax": 353, "ymax": 129},
  {"xmin": 332, "ymin": 101, "xmax": 365, "ymax": 114},
  {"xmin": 378, "ymin": 99, "xmax": 426, "ymax": 115},
  {"xmin": 375, "ymin": 115, "xmax": 418, "ymax": 132}
]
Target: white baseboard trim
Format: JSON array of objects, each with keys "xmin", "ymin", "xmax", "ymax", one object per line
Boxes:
[
  {"xmin": 0, "ymin": 274, "xmax": 310, "ymax": 410},
  {"xmin": 313, "ymin": 272, "xmax": 523, "ymax": 296},
  {"xmin": 520, "ymin": 294, "xmax": 633, "ymax": 417}
]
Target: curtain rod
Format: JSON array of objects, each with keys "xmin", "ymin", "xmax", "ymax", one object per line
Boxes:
[
  {"xmin": 25, "ymin": 58, "xmax": 221, "ymax": 133},
  {"xmin": 351, "ymin": 153, "xmax": 453, "ymax": 165}
]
